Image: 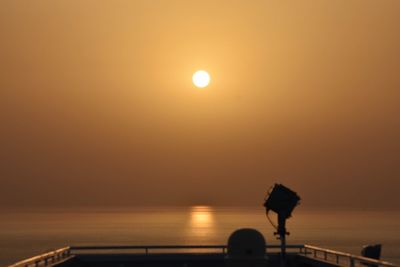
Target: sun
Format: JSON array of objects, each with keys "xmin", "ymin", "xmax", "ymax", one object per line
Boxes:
[{"xmin": 192, "ymin": 70, "xmax": 210, "ymax": 88}]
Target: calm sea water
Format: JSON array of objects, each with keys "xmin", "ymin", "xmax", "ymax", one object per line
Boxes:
[{"xmin": 0, "ymin": 207, "xmax": 399, "ymax": 266}]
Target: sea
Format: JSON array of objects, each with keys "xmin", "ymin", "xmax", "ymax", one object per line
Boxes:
[{"xmin": 0, "ymin": 207, "xmax": 399, "ymax": 266}]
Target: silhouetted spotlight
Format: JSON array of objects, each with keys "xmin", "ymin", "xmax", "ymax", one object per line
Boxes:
[
  {"xmin": 264, "ymin": 184, "xmax": 300, "ymax": 220},
  {"xmin": 263, "ymin": 184, "xmax": 300, "ymax": 267}
]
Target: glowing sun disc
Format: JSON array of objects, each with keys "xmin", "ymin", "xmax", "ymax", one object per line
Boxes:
[{"xmin": 193, "ymin": 70, "xmax": 210, "ymax": 88}]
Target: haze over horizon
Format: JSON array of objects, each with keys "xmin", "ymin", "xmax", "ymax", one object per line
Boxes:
[{"xmin": 1, "ymin": 0, "xmax": 400, "ymax": 209}]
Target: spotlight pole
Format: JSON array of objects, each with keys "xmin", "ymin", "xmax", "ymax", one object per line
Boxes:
[{"xmin": 277, "ymin": 213, "xmax": 287, "ymax": 267}]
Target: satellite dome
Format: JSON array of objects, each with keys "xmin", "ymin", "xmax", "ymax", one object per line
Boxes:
[{"xmin": 227, "ymin": 228, "xmax": 266, "ymax": 259}]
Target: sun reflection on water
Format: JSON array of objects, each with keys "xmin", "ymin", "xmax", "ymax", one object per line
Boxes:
[
  {"xmin": 191, "ymin": 206, "xmax": 214, "ymax": 225},
  {"xmin": 188, "ymin": 206, "xmax": 215, "ymax": 240}
]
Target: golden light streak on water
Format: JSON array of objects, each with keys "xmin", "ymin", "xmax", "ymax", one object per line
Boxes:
[{"xmin": 188, "ymin": 206, "xmax": 215, "ymax": 238}]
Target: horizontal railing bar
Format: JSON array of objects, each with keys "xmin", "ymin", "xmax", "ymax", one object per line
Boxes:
[
  {"xmin": 304, "ymin": 245, "xmax": 398, "ymax": 267},
  {"xmin": 7, "ymin": 247, "xmax": 70, "ymax": 267},
  {"xmin": 305, "ymin": 245, "xmax": 357, "ymax": 258},
  {"xmin": 71, "ymin": 245, "xmax": 225, "ymax": 250},
  {"xmin": 70, "ymin": 244, "xmax": 304, "ymax": 250}
]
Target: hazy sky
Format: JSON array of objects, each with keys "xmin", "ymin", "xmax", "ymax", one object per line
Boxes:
[{"xmin": 1, "ymin": 0, "xmax": 399, "ymax": 209}]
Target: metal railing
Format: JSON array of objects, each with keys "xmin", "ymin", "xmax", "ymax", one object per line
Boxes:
[
  {"xmin": 69, "ymin": 244, "xmax": 398, "ymax": 267},
  {"xmin": 7, "ymin": 247, "xmax": 71, "ymax": 267},
  {"xmin": 69, "ymin": 244, "xmax": 304, "ymax": 255},
  {"xmin": 301, "ymin": 245, "xmax": 398, "ymax": 267},
  {"xmin": 6, "ymin": 244, "xmax": 398, "ymax": 267}
]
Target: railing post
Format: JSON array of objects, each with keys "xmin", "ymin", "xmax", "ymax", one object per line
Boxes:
[
  {"xmin": 336, "ymin": 255, "xmax": 339, "ymax": 264},
  {"xmin": 324, "ymin": 251, "xmax": 327, "ymax": 260},
  {"xmin": 314, "ymin": 249, "xmax": 317, "ymax": 258},
  {"xmin": 350, "ymin": 257, "xmax": 355, "ymax": 267},
  {"xmin": 145, "ymin": 248, "xmax": 148, "ymax": 255}
]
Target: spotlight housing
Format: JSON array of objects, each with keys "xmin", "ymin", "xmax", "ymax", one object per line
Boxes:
[{"xmin": 263, "ymin": 184, "xmax": 300, "ymax": 219}]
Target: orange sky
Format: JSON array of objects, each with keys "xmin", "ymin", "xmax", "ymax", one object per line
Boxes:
[{"xmin": 1, "ymin": 0, "xmax": 399, "ymax": 209}]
